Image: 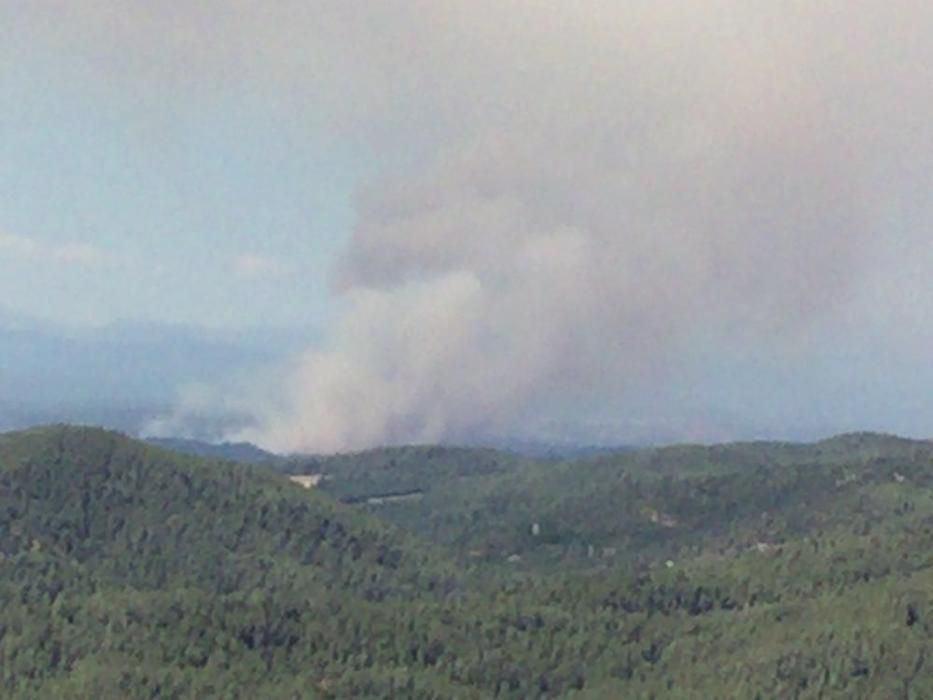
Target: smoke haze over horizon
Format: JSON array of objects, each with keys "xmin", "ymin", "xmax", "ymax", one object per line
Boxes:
[{"xmin": 4, "ymin": 3, "xmax": 933, "ymax": 451}]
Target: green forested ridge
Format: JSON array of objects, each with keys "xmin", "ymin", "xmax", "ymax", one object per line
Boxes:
[
  {"xmin": 332, "ymin": 432, "xmax": 933, "ymax": 565},
  {"xmin": 2, "ymin": 426, "xmax": 933, "ymax": 698},
  {"xmin": 291, "ymin": 444, "xmax": 526, "ymax": 502},
  {"xmin": 144, "ymin": 436, "xmax": 281, "ymax": 466}
]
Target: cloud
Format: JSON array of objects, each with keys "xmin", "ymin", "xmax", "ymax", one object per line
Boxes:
[
  {"xmin": 18, "ymin": 2, "xmax": 933, "ymax": 451},
  {"xmin": 232, "ymin": 254, "xmax": 283, "ymax": 280},
  {"xmin": 0, "ymin": 232, "xmax": 111, "ymax": 267}
]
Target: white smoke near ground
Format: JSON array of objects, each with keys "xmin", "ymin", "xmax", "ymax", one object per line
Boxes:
[{"xmin": 13, "ymin": 2, "xmax": 933, "ymax": 452}]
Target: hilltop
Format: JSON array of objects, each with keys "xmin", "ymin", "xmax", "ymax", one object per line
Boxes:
[
  {"xmin": 0, "ymin": 426, "xmax": 460, "ymax": 698},
  {"xmin": 144, "ymin": 435, "xmax": 281, "ymax": 465}
]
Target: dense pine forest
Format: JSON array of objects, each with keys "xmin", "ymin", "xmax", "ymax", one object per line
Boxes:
[{"xmin": 3, "ymin": 425, "xmax": 933, "ymax": 698}]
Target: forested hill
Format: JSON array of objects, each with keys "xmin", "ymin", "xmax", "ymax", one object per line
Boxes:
[
  {"xmin": 0, "ymin": 426, "xmax": 462, "ymax": 698},
  {"xmin": 4, "ymin": 425, "xmax": 933, "ymax": 698},
  {"xmin": 0, "ymin": 426, "xmax": 447, "ymax": 593},
  {"xmin": 289, "ymin": 444, "xmax": 526, "ymax": 501},
  {"xmin": 305, "ymin": 431, "xmax": 933, "ymax": 503},
  {"xmin": 335, "ymin": 431, "xmax": 933, "ymax": 565},
  {"xmin": 144, "ymin": 436, "xmax": 281, "ymax": 466}
]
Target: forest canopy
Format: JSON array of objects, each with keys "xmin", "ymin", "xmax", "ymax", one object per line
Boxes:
[{"xmin": 2, "ymin": 426, "xmax": 933, "ymax": 698}]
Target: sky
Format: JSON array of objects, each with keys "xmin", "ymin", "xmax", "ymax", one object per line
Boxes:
[
  {"xmin": 1, "ymin": 2, "xmax": 932, "ymax": 451},
  {"xmin": 0, "ymin": 33, "xmax": 362, "ymax": 329}
]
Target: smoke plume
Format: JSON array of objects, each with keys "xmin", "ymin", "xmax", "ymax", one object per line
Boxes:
[{"xmin": 14, "ymin": 2, "xmax": 933, "ymax": 451}]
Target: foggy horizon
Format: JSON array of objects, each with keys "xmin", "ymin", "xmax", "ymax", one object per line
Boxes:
[{"xmin": 3, "ymin": 3, "xmax": 932, "ymax": 451}]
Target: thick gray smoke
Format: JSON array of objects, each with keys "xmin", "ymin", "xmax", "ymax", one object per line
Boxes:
[{"xmin": 13, "ymin": 2, "xmax": 933, "ymax": 451}]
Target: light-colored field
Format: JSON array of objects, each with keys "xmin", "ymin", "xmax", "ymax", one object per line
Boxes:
[{"xmin": 288, "ymin": 474, "xmax": 322, "ymax": 489}]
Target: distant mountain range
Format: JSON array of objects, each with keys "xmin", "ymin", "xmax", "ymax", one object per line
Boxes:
[{"xmin": 0, "ymin": 309, "xmax": 316, "ymax": 434}]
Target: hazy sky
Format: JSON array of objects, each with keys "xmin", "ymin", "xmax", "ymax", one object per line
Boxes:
[
  {"xmin": 2, "ymin": 3, "xmax": 932, "ymax": 450},
  {"xmin": 1, "ymin": 28, "xmax": 363, "ymax": 328}
]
